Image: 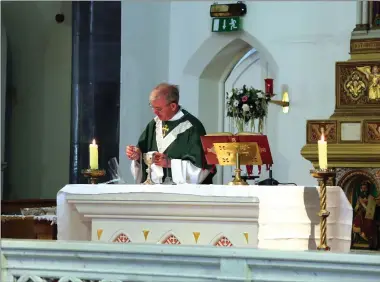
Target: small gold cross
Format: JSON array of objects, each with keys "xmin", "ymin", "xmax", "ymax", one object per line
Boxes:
[{"xmin": 162, "ymin": 124, "xmax": 169, "ymax": 137}]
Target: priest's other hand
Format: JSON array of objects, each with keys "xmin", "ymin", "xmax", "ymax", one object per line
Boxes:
[
  {"xmin": 126, "ymin": 145, "xmax": 141, "ymax": 161},
  {"xmin": 153, "ymin": 152, "xmax": 171, "ymax": 168}
]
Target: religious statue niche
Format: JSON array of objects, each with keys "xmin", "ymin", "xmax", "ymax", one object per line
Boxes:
[
  {"xmin": 336, "ymin": 62, "xmax": 380, "ymax": 109},
  {"xmin": 341, "ymin": 174, "xmax": 380, "ymax": 250}
]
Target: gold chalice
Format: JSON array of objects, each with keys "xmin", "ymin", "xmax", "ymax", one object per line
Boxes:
[{"xmin": 142, "ymin": 152, "xmax": 155, "ymax": 185}]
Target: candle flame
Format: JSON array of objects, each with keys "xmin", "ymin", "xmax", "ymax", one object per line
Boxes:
[
  {"xmin": 320, "ymin": 133, "xmax": 325, "ymax": 142},
  {"xmin": 92, "ymin": 139, "xmax": 96, "ymax": 145}
]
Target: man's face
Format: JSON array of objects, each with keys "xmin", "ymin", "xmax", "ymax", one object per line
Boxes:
[
  {"xmin": 361, "ymin": 184, "xmax": 368, "ymax": 193},
  {"xmin": 149, "ymin": 91, "xmax": 177, "ymax": 121}
]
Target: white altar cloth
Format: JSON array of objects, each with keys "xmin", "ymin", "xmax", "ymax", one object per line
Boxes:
[{"xmin": 57, "ymin": 184, "xmax": 353, "ymax": 252}]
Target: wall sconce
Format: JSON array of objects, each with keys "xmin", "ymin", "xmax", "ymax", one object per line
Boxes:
[{"xmin": 269, "ymin": 92, "xmax": 290, "ymax": 114}]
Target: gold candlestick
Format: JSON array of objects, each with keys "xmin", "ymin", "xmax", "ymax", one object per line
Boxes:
[
  {"xmin": 228, "ymin": 151, "xmax": 248, "ymax": 186},
  {"xmin": 82, "ymin": 168, "xmax": 106, "ymax": 184},
  {"xmin": 310, "ymin": 168, "xmax": 336, "ymax": 251}
]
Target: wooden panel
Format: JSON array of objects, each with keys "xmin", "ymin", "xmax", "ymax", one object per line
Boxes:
[
  {"xmin": 1, "ymin": 199, "xmax": 56, "ymax": 214},
  {"xmin": 336, "ymin": 61, "xmax": 380, "ymax": 110},
  {"xmin": 1, "ymin": 199, "xmax": 57, "ymax": 240},
  {"xmin": 306, "ymin": 120, "xmax": 337, "ymax": 144},
  {"xmin": 1, "ymin": 218, "xmax": 57, "ymax": 240},
  {"xmin": 364, "ymin": 120, "xmax": 380, "ymax": 143}
]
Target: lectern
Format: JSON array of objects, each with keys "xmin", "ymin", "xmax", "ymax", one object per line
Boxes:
[{"xmin": 201, "ymin": 133, "xmax": 273, "ymax": 185}]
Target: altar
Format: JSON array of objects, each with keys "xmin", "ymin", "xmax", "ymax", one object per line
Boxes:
[{"xmin": 57, "ymin": 184, "xmax": 353, "ymax": 252}]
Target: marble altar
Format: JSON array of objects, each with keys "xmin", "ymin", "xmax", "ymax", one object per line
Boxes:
[{"xmin": 57, "ymin": 184, "xmax": 353, "ymax": 252}]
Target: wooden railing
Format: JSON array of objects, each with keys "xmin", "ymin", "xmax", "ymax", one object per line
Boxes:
[{"xmin": 2, "ymin": 239, "xmax": 380, "ymax": 282}]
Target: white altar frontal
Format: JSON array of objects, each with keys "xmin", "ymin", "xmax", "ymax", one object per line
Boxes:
[{"xmin": 57, "ymin": 184, "xmax": 353, "ymax": 252}]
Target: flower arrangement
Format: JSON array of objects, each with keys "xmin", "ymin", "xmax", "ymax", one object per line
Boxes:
[{"xmin": 226, "ymin": 85, "xmax": 271, "ymax": 133}]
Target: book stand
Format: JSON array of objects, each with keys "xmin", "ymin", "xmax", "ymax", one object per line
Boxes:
[
  {"xmin": 213, "ymin": 141, "xmax": 262, "ymax": 185},
  {"xmin": 201, "ymin": 133, "xmax": 273, "ymax": 186}
]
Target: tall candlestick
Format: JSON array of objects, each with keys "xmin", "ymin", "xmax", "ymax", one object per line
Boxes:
[
  {"xmin": 318, "ymin": 132, "xmax": 328, "ymax": 170},
  {"xmin": 89, "ymin": 139, "xmax": 99, "ymax": 170}
]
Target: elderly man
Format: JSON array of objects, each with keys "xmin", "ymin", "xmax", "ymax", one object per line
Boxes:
[{"xmin": 126, "ymin": 83, "xmax": 215, "ymax": 184}]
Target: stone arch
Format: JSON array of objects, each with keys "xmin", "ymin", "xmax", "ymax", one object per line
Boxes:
[
  {"xmin": 224, "ymin": 49, "xmax": 262, "ymax": 132},
  {"xmin": 337, "ymin": 170, "xmax": 380, "ymax": 204},
  {"xmin": 183, "ymin": 32, "xmax": 278, "ymax": 79},
  {"xmin": 181, "ymin": 31, "xmax": 278, "ymax": 184}
]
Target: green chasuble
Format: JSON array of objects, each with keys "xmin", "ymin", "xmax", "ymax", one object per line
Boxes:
[{"xmin": 136, "ymin": 109, "xmax": 216, "ymax": 184}]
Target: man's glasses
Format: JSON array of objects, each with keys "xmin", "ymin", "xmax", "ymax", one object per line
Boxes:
[{"xmin": 149, "ymin": 101, "xmax": 176, "ymax": 112}]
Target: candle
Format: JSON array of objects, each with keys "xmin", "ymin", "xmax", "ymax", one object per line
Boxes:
[
  {"xmin": 318, "ymin": 132, "xmax": 328, "ymax": 170},
  {"xmin": 89, "ymin": 139, "xmax": 99, "ymax": 170},
  {"xmin": 264, "ymin": 78, "xmax": 274, "ymax": 95}
]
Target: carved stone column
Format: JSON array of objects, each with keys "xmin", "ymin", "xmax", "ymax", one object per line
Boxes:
[
  {"xmin": 362, "ymin": 1, "xmax": 369, "ymax": 28},
  {"xmin": 356, "ymin": 0, "xmax": 362, "ymax": 27},
  {"xmin": 369, "ymin": 1, "xmax": 373, "ymax": 28}
]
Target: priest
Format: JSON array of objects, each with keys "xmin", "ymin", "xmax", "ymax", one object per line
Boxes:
[{"xmin": 126, "ymin": 83, "xmax": 215, "ymax": 184}]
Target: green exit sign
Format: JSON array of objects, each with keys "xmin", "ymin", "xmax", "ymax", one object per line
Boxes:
[{"xmin": 212, "ymin": 17, "xmax": 241, "ymax": 32}]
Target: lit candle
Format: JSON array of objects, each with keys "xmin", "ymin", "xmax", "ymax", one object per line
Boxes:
[
  {"xmin": 318, "ymin": 131, "xmax": 328, "ymax": 170},
  {"xmin": 264, "ymin": 78, "xmax": 274, "ymax": 95},
  {"xmin": 89, "ymin": 139, "xmax": 99, "ymax": 170}
]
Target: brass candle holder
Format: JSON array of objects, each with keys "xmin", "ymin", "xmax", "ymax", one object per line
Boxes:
[
  {"xmin": 310, "ymin": 168, "xmax": 336, "ymax": 251},
  {"xmin": 82, "ymin": 168, "xmax": 106, "ymax": 184}
]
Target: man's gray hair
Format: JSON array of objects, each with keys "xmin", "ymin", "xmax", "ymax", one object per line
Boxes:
[{"xmin": 151, "ymin": 83, "xmax": 180, "ymax": 104}]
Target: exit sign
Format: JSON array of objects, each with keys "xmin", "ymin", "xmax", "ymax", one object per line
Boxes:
[{"xmin": 212, "ymin": 17, "xmax": 241, "ymax": 32}]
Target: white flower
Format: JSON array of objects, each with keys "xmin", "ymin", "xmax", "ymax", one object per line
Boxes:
[
  {"xmin": 233, "ymin": 100, "xmax": 239, "ymax": 107},
  {"xmin": 242, "ymin": 104, "xmax": 250, "ymax": 112},
  {"xmin": 226, "ymin": 92, "xmax": 232, "ymax": 99}
]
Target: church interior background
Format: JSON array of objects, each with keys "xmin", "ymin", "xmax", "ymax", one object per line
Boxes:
[{"xmin": 2, "ymin": 1, "xmax": 380, "ymax": 280}]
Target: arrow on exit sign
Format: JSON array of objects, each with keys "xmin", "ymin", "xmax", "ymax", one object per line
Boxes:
[{"xmin": 212, "ymin": 17, "xmax": 241, "ymax": 32}]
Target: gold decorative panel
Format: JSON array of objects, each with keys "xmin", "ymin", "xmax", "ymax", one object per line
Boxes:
[
  {"xmin": 364, "ymin": 120, "xmax": 380, "ymax": 143},
  {"xmin": 350, "ymin": 38, "xmax": 380, "ymax": 55},
  {"xmin": 336, "ymin": 61, "xmax": 380, "ymax": 110},
  {"xmin": 306, "ymin": 120, "xmax": 337, "ymax": 144}
]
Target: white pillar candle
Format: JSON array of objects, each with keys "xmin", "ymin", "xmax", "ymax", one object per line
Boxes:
[
  {"xmin": 318, "ymin": 133, "xmax": 328, "ymax": 170},
  {"xmin": 89, "ymin": 139, "xmax": 99, "ymax": 170}
]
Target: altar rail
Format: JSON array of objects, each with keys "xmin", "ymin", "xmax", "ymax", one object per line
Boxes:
[{"xmin": 2, "ymin": 239, "xmax": 380, "ymax": 282}]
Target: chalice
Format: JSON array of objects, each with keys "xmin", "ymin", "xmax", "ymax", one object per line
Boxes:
[{"xmin": 142, "ymin": 152, "xmax": 155, "ymax": 185}]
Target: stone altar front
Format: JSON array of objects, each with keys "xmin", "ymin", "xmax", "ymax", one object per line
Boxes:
[{"xmin": 57, "ymin": 184, "xmax": 353, "ymax": 252}]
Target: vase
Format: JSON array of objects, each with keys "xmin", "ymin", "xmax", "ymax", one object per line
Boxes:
[
  {"xmin": 234, "ymin": 118, "xmax": 264, "ymax": 134},
  {"xmin": 258, "ymin": 118, "xmax": 264, "ymax": 134}
]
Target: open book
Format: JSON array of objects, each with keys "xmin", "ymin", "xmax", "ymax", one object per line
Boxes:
[{"xmin": 200, "ymin": 132, "xmax": 273, "ymax": 167}]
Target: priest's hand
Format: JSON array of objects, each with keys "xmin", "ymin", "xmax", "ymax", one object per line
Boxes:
[
  {"xmin": 126, "ymin": 145, "xmax": 141, "ymax": 161},
  {"xmin": 153, "ymin": 152, "xmax": 171, "ymax": 168}
]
